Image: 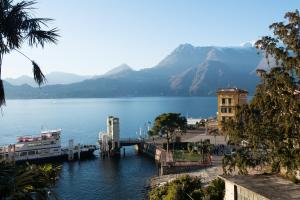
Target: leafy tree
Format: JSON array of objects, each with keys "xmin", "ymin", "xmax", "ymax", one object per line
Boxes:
[
  {"xmin": 149, "ymin": 176, "xmax": 225, "ymax": 200},
  {"xmin": 0, "ymin": 0, "xmax": 59, "ymax": 107},
  {"xmin": 222, "ymin": 10, "xmax": 300, "ymax": 177},
  {"xmin": 149, "ymin": 113, "xmax": 187, "ymax": 153},
  {"xmin": 149, "ymin": 175, "xmax": 203, "ymax": 200},
  {"xmin": 203, "ymin": 178, "xmax": 225, "ymax": 200},
  {"xmin": 0, "ymin": 161, "xmax": 61, "ymax": 200}
]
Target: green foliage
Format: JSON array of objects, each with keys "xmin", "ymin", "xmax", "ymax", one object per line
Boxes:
[
  {"xmin": 149, "ymin": 184, "xmax": 168, "ymax": 200},
  {"xmin": 187, "ymin": 143, "xmax": 194, "ymax": 153},
  {"xmin": 173, "ymin": 150, "xmax": 203, "ymax": 162},
  {"xmin": 0, "ymin": 0, "xmax": 59, "ymax": 107},
  {"xmin": 222, "ymin": 10, "xmax": 300, "ymax": 176},
  {"xmin": 149, "ymin": 113, "xmax": 187, "ymax": 152},
  {"xmin": 0, "ymin": 161, "xmax": 61, "ymax": 200},
  {"xmin": 149, "ymin": 176, "xmax": 224, "ymax": 200},
  {"xmin": 204, "ymin": 178, "xmax": 225, "ymax": 200},
  {"xmin": 149, "ymin": 175, "xmax": 202, "ymax": 200}
]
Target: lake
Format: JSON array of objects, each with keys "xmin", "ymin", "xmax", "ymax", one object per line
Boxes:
[{"xmin": 0, "ymin": 97, "xmax": 217, "ymax": 200}]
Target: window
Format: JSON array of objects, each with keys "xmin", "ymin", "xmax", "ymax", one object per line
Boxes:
[
  {"xmin": 228, "ymin": 108, "xmax": 232, "ymax": 113},
  {"xmin": 228, "ymin": 98, "xmax": 232, "ymax": 105},
  {"xmin": 221, "ymin": 98, "xmax": 226, "ymax": 105},
  {"xmin": 20, "ymin": 152, "xmax": 27, "ymax": 156},
  {"xmin": 39, "ymin": 149, "xmax": 49, "ymax": 154},
  {"xmin": 222, "ymin": 116, "xmax": 226, "ymax": 121},
  {"xmin": 234, "ymin": 185, "xmax": 237, "ymax": 200},
  {"xmin": 221, "ymin": 107, "xmax": 227, "ymax": 113},
  {"xmin": 28, "ymin": 151, "xmax": 35, "ymax": 155}
]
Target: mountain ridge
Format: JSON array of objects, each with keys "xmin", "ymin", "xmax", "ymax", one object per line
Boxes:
[
  {"xmin": 5, "ymin": 71, "xmax": 92, "ymax": 87},
  {"xmin": 4, "ymin": 43, "xmax": 265, "ymax": 99}
]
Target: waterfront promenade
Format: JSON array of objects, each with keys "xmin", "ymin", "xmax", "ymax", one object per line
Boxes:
[
  {"xmin": 133, "ymin": 128, "xmax": 228, "ymax": 176},
  {"xmin": 150, "ymin": 158, "xmax": 223, "ymax": 188}
]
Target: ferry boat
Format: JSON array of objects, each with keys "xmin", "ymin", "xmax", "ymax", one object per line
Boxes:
[{"xmin": 0, "ymin": 129, "xmax": 96, "ymax": 162}]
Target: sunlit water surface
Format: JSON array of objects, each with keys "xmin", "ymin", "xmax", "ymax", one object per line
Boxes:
[{"xmin": 0, "ymin": 97, "xmax": 217, "ymax": 200}]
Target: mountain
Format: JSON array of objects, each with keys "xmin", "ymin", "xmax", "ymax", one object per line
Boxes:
[
  {"xmin": 5, "ymin": 75, "xmax": 36, "ymax": 87},
  {"xmin": 103, "ymin": 64, "xmax": 133, "ymax": 77},
  {"xmin": 4, "ymin": 44, "xmax": 266, "ymax": 99},
  {"xmin": 5, "ymin": 72, "xmax": 92, "ymax": 87}
]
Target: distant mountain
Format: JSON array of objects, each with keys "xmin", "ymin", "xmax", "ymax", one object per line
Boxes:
[
  {"xmin": 5, "ymin": 72, "xmax": 92, "ymax": 87},
  {"xmin": 4, "ymin": 44, "xmax": 266, "ymax": 99},
  {"xmin": 5, "ymin": 75, "xmax": 36, "ymax": 87},
  {"xmin": 103, "ymin": 64, "xmax": 133, "ymax": 76}
]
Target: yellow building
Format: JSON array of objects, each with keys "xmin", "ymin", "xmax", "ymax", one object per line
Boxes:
[{"xmin": 217, "ymin": 88, "xmax": 248, "ymax": 130}]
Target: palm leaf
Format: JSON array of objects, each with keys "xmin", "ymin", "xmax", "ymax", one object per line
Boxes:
[
  {"xmin": 32, "ymin": 61, "xmax": 47, "ymax": 86},
  {"xmin": 23, "ymin": 18, "xmax": 54, "ymax": 30},
  {"xmin": 0, "ymin": 79, "xmax": 6, "ymax": 107},
  {"xmin": 27, "ymin": 28, "xmax": 59, "ymax": 47},
  {"xmin": 0, "ymin": 0, "xmax": 59, "ymax": 107}
]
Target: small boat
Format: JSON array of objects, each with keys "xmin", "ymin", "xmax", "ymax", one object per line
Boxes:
[{"xmin": 0, "ymin": 129, "xmax": 96, "ymax": 163}]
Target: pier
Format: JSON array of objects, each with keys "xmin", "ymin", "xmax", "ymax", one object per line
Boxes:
[
  {"xmin": 98, "ymin": 116, "xmax": 227, "ymax": 176},
  {"xmin": 99, "ymin": 137, "xmax": 145, "ymax": 157}
]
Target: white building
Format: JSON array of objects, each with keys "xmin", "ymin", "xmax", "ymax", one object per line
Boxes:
[
  {"xmin": 187, "ymin": 118, "xmax": 203, "ymax": 126},
  {"xmin": 99, "ymin": 116, "xmax": 120, "ymax": 151},
  {"xmin": 107, "ymin": 116, "xmax": 120, "ymax": 149},
  {"xmin": 219, "ymin": 174, "xmax": 300, "ymax": 200}
]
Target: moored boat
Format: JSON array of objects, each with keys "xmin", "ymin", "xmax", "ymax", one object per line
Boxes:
[{"xmin": 0, "ymin": 129, "xmax": 96, "ymax": 163}]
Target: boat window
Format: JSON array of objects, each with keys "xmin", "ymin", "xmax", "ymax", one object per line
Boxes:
[
  {"xmin": 28, "ymin": 151, "xmax": 35, "ymax": 155},
  {"xmin": 40, "ymin": 149, "xmax": 49, "ymax": 154},
  {"xmin": 20, "ymin": 152, "xmax": 27, "ymax": 156}
]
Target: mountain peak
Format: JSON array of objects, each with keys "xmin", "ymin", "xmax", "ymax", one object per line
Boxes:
[
  {"xmin": 240, "ymin": 40, "xmax": 256, "ymax": 48},
  {"xmin": 104, "ymin": 64, "xmax": 133, "ymax": 76},
  {"xmin": 174, "ymin": 43, "xmax": 195, "ymax": 52},
  {"xmin": 117, "ymin": 64, "xmax": 132, "ymax": 70},
  {"xmin": 5, "ymin": 72, "xmax": 91, "ymax": 86}
]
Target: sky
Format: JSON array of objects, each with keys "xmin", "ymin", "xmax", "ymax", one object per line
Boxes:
[{"xmin": 2, "ymin": 0, "xmax": 300, "ymax": 78}]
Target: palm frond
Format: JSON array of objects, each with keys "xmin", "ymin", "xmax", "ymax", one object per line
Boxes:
[
  {"xmin": 12, "ymin": 0, "xmax": 37, "ymax": 11},
  {"xmin": 32, "ymin": 61, "xmax": 46, "ymax": 86},
  {"xmin": 0, "ymin": 80, "xmax": 6, "ymax": 107},
  {"xmin": 22, "ymin": 18, "xmax": 54, "ymax": 30},
  {"xmin": 27, "ymin": 28, "xmax": 59, "ymax": 47},
  {"xmin": 2, "ymin": 3, "xmax": 27, "ymax": 49}
]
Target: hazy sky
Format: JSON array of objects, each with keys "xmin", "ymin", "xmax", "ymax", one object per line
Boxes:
[{"xmin": 2, "ymin": 0, "xmax": 299, "ymax": 78}]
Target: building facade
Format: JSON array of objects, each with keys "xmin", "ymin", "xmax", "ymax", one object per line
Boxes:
[
  {"xmin": 107, "ymin": 116, "xmax": 120, "ymax": 149},
  {"xmin": 220, "ymin": 174, "xmax": 300, "ymax": 200},
  {"xmin": 99, "ymin": 116, "xmax": 120, "ymax": 152},
  {"xmin": 217, "ymin": 88, "xmax": 248, "ymax": 130}
]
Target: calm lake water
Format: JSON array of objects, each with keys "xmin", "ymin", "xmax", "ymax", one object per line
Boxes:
[{"xmin": 0, "ymin": 97, "xmax": 217, "ymax": 200}]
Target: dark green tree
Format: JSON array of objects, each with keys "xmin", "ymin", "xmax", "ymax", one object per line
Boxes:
[
  {"xmin": 148, "ymin": 176, "xmax": 225, "ymax": 200},
  {"xmin": 149, "ymin": 113, "xmax": 187, "ymax": 153},
  {"xmin": 204, "ymin": 178, "xmax": 225, "ymax": 200},
  {"xmin": 222, "ymin": 10, "xmax": 300, "ymax": 177},
  {"xmin": 0, "ymin": 161, "xmax": 61, "ymax": 200},
  {"xmin": 149, "ymin": 175, "xmax": 203, "ymax": 200},
  {"xmin": 0, "ymin": 0, "xmax": 59, "ymax": 107}
]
